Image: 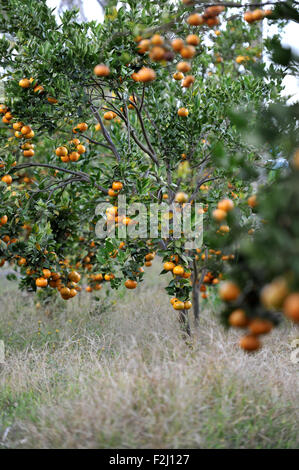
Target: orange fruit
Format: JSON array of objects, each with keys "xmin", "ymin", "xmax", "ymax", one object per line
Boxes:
[
  {"xmin": 249, "ymin": 319, "xmax": 273, "ymax": 335},
  {"xmin": 19, "ymin": 78, "xmax": 31, "ymax": 88},
  {"xmin": 176, "ymin": 61, "xmax": 191, "ymax": 73},
  {"xmin": 0, "ymin": 215, "xmax": 8, "ymax": 225},
  {"xmin": 94, "ymin": 64, "xmax": 110, "ymax": 76},
  {"xmin": 283, "ymin": 293, "xmax": 299, "ymax": 323},
  {"xmin": 182, "ymin": 75, "xmax": 195, "ymax": 88},
  {"xmin": 23, "ymin": 149, "xmax": 34, "ymax": 157},
  {"xmin": 36, "ymin": 277, "xmax": 48, "ymax": 288},
  {"xmin": 228, "ymin": 309, "xmax": 248, "ymax": 328},
  {"xmin": 239, "ymin": 334, "xmax": 261, "ymax": 352},
  {"xmin": 187, "ymin": 13, "xmax": 204, "ymax": 26},
  {"xmin": 21, "ymin": 125, "xmax": 32, "ymax": 135},
  {"xmin": 173, "ymin": 265, "xmax": 184, "ymax": 276},
  {"xmin": 171, "ymin": 38, "xmax": 184, "ymax": 52},
  {"xmin": 69, "ymin": 152, "xmax": 80, "ymax": 162},
  {"xmin": 124, "ymin": 279, "xmax": 137, "ymax": 289},
  {"xmin": 1, "ymin": 175, "xmax": 12, "ymax": 185},
  {"xmin": 164, "ymin": 262, "xmax": 175, "ymax": 271},
  {"xmin": 184, "ymin": 300, "xmax": 192, "ymax": 310},
  {"xmin": 68, "ymin": 271, "xmax": 81, "ymax": 283},
  {"xmin": 180, "ymin": 45, "xmax": 196, "ymax": 59},
  {"xmin": 186, "ymin": 34, "xmax": 200, "ymax": 46},
  {"xmin": 112, "ymin": 181, "xmax": 123, "ymax": 191},
  {"xmin": 137, "ymin": 67, "xmax": 156, "ymax": 82},
  {"xmin": 219, "ymin": 281, "xmax": 240, "ymax": 302},
  {"xmin": 173, "ymin": 300, "xmax": 185, "ymax": 310},
  {"xmin": 217, "ymin": 198, "xmax": 234, "ymax": 212},
  {"xmin": 177, "ymin": 108, "xmax": 188, "ymax": 117},
  {"xmin": 173, "ymin": 71, "xmax": 184, "ymax": 80},
  {"xmin": 175, "ymin": 191, "xmax": 188, "ymax": 203},
  {"xmin": 76, "ymin": 145, "xmax": 86, "ymax": 154},
  {"xmin": 104, "ymin": 111, "xmax": 115, "ymax": 120},
  {"xmin": 248, "ymin": 195, "xmax": 257, "ymax": 208},
  {"xmin": 212, "ymin": 209, "xmax": 227, "ymax": 221},
  {"xmin": 42, "ymin": 269, "xmax": 51, "ymax": 279},
  {"xmin": 151, "ymin": 34, "xmax": 164, "ymax": 46}
]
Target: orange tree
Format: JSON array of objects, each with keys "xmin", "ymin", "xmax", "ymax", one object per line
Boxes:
[{"xmin": 0, "ymin": 0, "xmax": 298, "ymax": 339}]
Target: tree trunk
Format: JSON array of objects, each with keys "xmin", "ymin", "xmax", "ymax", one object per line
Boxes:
[{"xmin": 178, "ymin": 309, "xmax": 191, "ymax": 336}]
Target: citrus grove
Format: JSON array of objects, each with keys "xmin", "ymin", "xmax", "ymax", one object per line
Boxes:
[{"xmin": 0, "ymin": 0, "xmax": 298, "ymax": 350}]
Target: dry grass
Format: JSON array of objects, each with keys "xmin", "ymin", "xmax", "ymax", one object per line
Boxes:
[{"xmin": 0, "ymin": 263, "xmax": 298, "ymax": 449}]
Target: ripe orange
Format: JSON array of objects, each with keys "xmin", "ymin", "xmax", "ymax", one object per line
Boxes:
[
  {"xmin": 137, "ymin": 67, "xmax": 156, "ymax": 82},
  {"xmin": 151, "ymin": 34, "xmax": 164, "ymax": 46},
  {"xmin": 248, "ymin": 195, "xmax": 257, "ymax": 208},
  {"xmin": 0, "ymin": 215, "xmax": 8, "ymax": 225},
  {"xmin": 112, "ymin": 181, "xmax": 123, "ymax": 191},
  {"xmin": 77, "ymin": 123, "xmax": 88, "ymax": 132},
  {"xmin": 219, "ymin": 225, "xmax": 230, "ymax": 233},
  {"xmin": 24, "ymin": 130, "xmax": 34, "ymax": 139},
  {"xmin": 36, "ymin": 277, "xmax": 48, "ymax": 288},
  {"xmin": 68, "ymin": 271, "xmax": 81, "ymax": 283},
  {"xmin": 55, "ymin": 147, "xmax": 68, "ymax": 157},
  {"xmin": 217, "ymin": 198, "xmax": 234, "ymax": 212},
  {"xmin": 149, "ymin": 46, "xmax": 165, "ymax": 62},
  {"xmin": 184, "ymin": 300, "xmax": 192, "ymax": 310},
  {"xmin": 145, "ymin": 261, "xmax": 152, "ymax": 267},
  {"xmin": 175, "ymin": 191, "xmax": 188, "ymax": 203},
  {"xmin": 283, "ymin": 293, "xmax": 299, "ymax": 323},
  {"xmin": 76, "ymin": 145, "xmax": 86, "ymax": 154},
  {"xmin": 13, "ymin": 121, "xmax": 23, "ymax": 131},
  {"xmin": 171, "ymin": 38, "xmax": 184, "ymax": 52},
  {"xmin": 85, "ymin": 286, "xmax": 93, "ymax": 293},
  {"xmin": 1, "ymin": 175, "xmax": 12, "ymax": 185},
  {"xmin": 180, "ymin": 45, "xmax": 196, "ymax": 59},
  {"xmin": 21, "ymin": 125, "xmax": 32, "ymax": 135},
  {"xmin": 108, "ymin": 189, "xmax": 118, "ymax": 197},
  {"xmin": 104, "ymin": 111, "xmax": 115, "ymax": 120},
  {"xmin": 251, "ymin": 9, "xmax": 264, "ymax": 21},
  {"xmin": 173, "ymin": 265, "xmax": 184, "ymax": 276},
  {"xmin": 249, "ymin": 319, "xmax": 273, "ymax": 335},
  {"xmin": 60, "ymin": 287, "xmax": 71, "ymax": 299},
  {"xmin": 145, "ymin": 253, "xmax": 155, "ymax": 261},
  {"xmin": 228, "ymin": 309, "xmax": 248, "ymax": 328},
  {"xmin": 94, "ymin": 64, "xmax": 110, "ymax": 76},
  {"xmin": 137, "ymin": 39, "xmax": 150, "ymax": 53},
  {"xmin": 177, "ymin": 108, "xmax": 188, "ymax": 117},
  {"xmin": 186, "ymin": 34, "xmax": 200, "ymax": 46},
  {"xmin": 47, "ymin": 97, "xmax": 58, "ymax": 104},
  {"xmin": 187, "ymin": 13, "xmax": 204, "ymax": 26},
  {"xmin": 124, "ymin": 279, "xmax": 137, "ymax": 289},
  {"xmin": 173, "ymin": 72, "xmax": 184, "ymax": 80},
  {"xmin": 176, "ymin": 61, "xmax": 191, "ymax": 73},
  {"xmin": 219, "ymin": 281, "xmax": 240, "ymax": 302},
  {"xmin": 42, "ymin": 269, "xmax": 52, "ymax": 279},
  {"xmin": 19, "ymin": 78, "xmax": 31, "ymax": 88},
  {"xmin": 69, "ymin": 152, "xmax": 80, "ymax": 162},
  {"xmin": 23, "ymin": 149, "xmax": 34, "ymax": 157},
  {"xmin": 182, "ymin": 75, "xmax": 195, "ymax": 88},
  {"xmin": 212, "ymin": 209, "xmax": 227, "ymax": 221},
  {"xmin": 173, "ymin": 300, "xmax": 185, "ymax": 310},
  {"xmin": 34, "ymin": 85, "xmax": 44, "ymax": 93},
  {"xmin": 239, "ymin": 334, "xmax": 261, "ymax": 352},
  {"xmin": 164, "ymin": 262, "xmax": 175, "ymax": 271}
]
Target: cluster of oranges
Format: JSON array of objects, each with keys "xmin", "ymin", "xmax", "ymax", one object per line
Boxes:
[
  {"xmin": 200, "ymin": 271, "xmax": 222, "ymax": 299},
  {"xmin": 34, "ymin": 269, "xmax": 81, "ymax": 300},
  {"xmin": 186, "ymin": 6, "xmax": 225, "ymax": 28},
  {"xmin": 18, "ymin": 77, "xmax": 58, "ymax": 104},
  {"xmin": 244, "ymin": 9, "xmax": 272, "ymax": 23},
  {"xmin": 107, "ymin": 180, "xmax": 123, "ymax": 198},
  {"xmin": 212, "ymin": 198, "xmax": 234, "ymax": 233},
  {"xmin": 85, "ymin": 272, "xmax": 115, "ymax": 292},
  {"xmin": 55, "ymin": 138, "xmax": 86, "ymax": 163},
  {"xmin": 0, "ymin": 103, "xmax": 35, "ymax": 157}
]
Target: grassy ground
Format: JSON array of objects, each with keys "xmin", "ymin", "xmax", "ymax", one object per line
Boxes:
[{"xmin": 0, "ymin": 262, "xmax": 298, "ymax": 449}]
